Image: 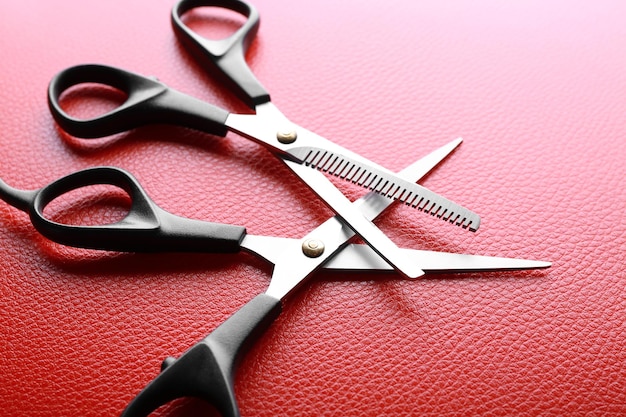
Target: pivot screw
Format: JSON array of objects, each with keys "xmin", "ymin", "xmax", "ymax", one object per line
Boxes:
[
  {"xmin": 277, "ymin": 129, "xmax": 298, "ymax": 144},
  {"xmin": 302, "ymin": 238, "xmax": 325, "ymax": 258}
]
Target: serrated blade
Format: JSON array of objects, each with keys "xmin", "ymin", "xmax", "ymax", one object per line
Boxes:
[
  {"xmin": 225, "ymin": 102, "xmax": 480, "ymax": 231},
  {"xmin": 287, "ymin": 146, "xmax": 481, "ymax": 232}
]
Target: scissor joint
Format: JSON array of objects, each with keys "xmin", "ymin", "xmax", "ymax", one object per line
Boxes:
[
  {"xmin": 302, "ymin": 238, "xmax": 325, "ymax": 257},
  {"xmin": 276, "ymin": 129, "xmax": 298, "ymax": 144}
]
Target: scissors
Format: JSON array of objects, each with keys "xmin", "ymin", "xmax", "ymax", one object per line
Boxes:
[
  {"xmin": 25, "ymin": 0, "xmax": 548, "ymax": 414},
  {"xmin": 47, "ymin": 0, "xmax": 483, "ymax": 281},
  {"xmin": 0, "ymin": 138, "xmax": 550, "ymax": 417}
]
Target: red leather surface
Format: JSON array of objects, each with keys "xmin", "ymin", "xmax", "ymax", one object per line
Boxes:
[{"xmin": 1, "ymin": 0, "xmax": 625, "ymax": 416}]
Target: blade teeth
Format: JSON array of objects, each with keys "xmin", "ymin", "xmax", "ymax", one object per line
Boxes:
[
  {"xmin": 448, "ymin": 213, "xmax": 459, "ymax": 225},
  {"xmin": 380, "ymin": 181, "xmax": 396, "ymax": 197},
  {"xmin": 355, "ymin": 171, "xmax": 371, "ymax": 186},
  {"xmin": 445, "ymin": 211, "xmax": 455, "ymax": 222},
  {"xmin": 390, "ymin": 186, "xmax": 406, "ymax": 202},
  {"xmin": 301, "ymin": 149, "xmax": 316, "ymax": 166},
  {"xmin": 363, "ymin": 174, "xmax": 379, "ymax": 189},
  {"xmin": 406, "ymin": 193, "xmax": 419, "ymax": 207},
  {"xmin": 304, "ymin": 149, "xmax": 320, "ymax": 167},
  {"xmin": 467, "ymin": 216, "xmax": 480, "ymax": 232},
  {"xmin": 320, "ymin": 154, "xmax": 339, "ymax": 172},
  {"xmin": 327, "ymin": 155, "xmax": 345, "ymax": 173},
  {"xmin": 432, "ymin": 204, "xmax": 443, "ymax": 217},
  {"xmin": 430, "ymin": 204, "xmax": 443, "ymax": 217},
  {"xmin": 435, "ymin": 202, "xmax": 450, "ymax": 218},
  {"xmin": 388, "ymin": 184, "xmax": 403, "ymax": 200},
  {"xmin": 369, "ymin": 176, "xmax": 383, "ymax": 191},
  {"xmin": 378, "ymin": 178, "xmax": 389, "ymax": 191},
  {"xmin": 342, "ymin": 163, "xmax": 359, "ymax": 180},
  {"xmin": 407, "ymin": 194, "xmax": 421, "ymax": 208},
  {"xmin": 297, "ymin": 147, "xmax": 481, "ymax": 232},
  {"xmin": 356, "ymin": 172, "xmax": 372, "ymax": 187},
  {"xmin": 311, "ymin": 150, "xmax": 329, "ymax": 168},
  {"xmin": 398, "ymin": 191, "xmax": 412, "ymax": 204},
  {"xmin": 345, "ymin": 165, "xmax": 362, "ymax": 182},
  {"xmin": 335, "ymin": 161, "xmax": 354, "ymax": 178},
  {"xmin": 334, "ymin": 159, "xmax": 352, "ymax": 177},
  {"xmin": 425, "ymin": 201, "xmax": 437, "ymax": 215},
  {"xmin": 442, "ymin": 209, "xmax": 455, "ymax": 222}
]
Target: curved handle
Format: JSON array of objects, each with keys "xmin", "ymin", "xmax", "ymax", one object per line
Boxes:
[
  {"xmin": 0, "ymin": 177, "xmax": 38, "ymax": 213},
  {"xmin": 48, "ymin": 64, "xmax": 230, "ymax": 139},
  {"xmin": 172, "ymin": 0, "xmax": 270, "ymax": 108},
  {"xmin": 24, "ymin": 166, "xmax": 245, "ymax": 253},
  {"xmin": 120, "ymin": 293, "xmax": 282, "ymax": 417}
]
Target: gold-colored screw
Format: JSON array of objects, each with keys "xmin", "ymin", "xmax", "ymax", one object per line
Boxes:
[
  {"xmin": 277, "ymin": 129, "xmax": 298, "ymax": 144},
  {"xmin": 302, "ymin": 238, "xmax": 325, "ymax": 258}
]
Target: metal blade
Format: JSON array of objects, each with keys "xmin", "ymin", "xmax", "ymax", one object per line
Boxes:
[
  {"xmin": 287, "ymin": 145, "xmax": 480, "ymax": 232},
  {"xmin": 241, "ymin": 236, "xmax": 551, "ymax": 273},
  {"xmin": 323, "ymin": 244, "xmax": 552, "ymax": 272},
  {"xmin": 241, "ymin": 139, "xmax": 465, "ymax": 269},
  {"xmin": 356, "ymin": 138, "xmax": 463, "ymax": 222},
  {"xmin": 281, "ymin": 159, "xmax": 425, "ymax": 279},
  {"xmin": 226, "ymin": 104, "xmax": 480, "ymax": 231},
  {"xmin": 260, "ymin": 139, "xmax": 467, "ymax": 299},
  {"xmin": 228, "ymin": 103, "xmax": 422, "ymax": 279}
]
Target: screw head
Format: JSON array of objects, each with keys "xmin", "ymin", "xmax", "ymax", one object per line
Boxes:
[
  {"xmin": 302, "ymin": 238, "xmax": 325, "ymax": 258},
  {"xmin": 277, "ymin": 129, "xmax": 298, "ymax": 144}
]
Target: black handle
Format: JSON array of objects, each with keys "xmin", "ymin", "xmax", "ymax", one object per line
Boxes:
[
  {"xmin": 120, "ymin": 293, "xmax": 282, "ymax": 417},
  {"xmin": 0, "ymin": 167, "xmax": 246, "ymax": 253},
  {"xmin": 48, "ymin": 64, "xmax": 230, "ymax": 139},
  {"xmin": 172, "ymin": 0, "xmax": 270, "ymax": 108},
  {"xmin": 0, "ymin": 177, "xmax": 38, "ymax": 213}
]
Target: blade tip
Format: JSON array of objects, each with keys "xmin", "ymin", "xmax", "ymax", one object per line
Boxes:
[
  {"xmin": 467, "ymin": 216, "xmax": 481, "ymax": 232},
  {"xmin": 535, "ymin": 261, "xmax": 552, "ymax": 269}
]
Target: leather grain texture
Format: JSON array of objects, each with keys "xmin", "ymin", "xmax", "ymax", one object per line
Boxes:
[{"xmin": 1, "ymin": 0, "xmax": 625, "ymax": 416}]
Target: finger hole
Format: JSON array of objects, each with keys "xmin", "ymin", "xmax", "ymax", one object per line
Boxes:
[
  {"xmin": 181, "ymin": 6, "xmax": 247, "ymax": 41},
  {"xmin": 56, "ymin": 83, "xmax": 129, "ymax": 121},
  {"xmin": 42, "ymin": 183, "xmax": 131, "ymax": 227}
]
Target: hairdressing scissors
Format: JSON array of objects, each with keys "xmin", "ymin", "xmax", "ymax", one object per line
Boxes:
[
  {"xmin": 47, "ymin": 0, "xmax": 483, "ymax": 280},
  {"xmin": 0, "ymin": 138, "xmax": 550, "ymax": 417}
]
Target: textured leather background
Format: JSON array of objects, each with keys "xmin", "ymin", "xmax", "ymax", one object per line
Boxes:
[{"xmin": 1, "ymin": 0, "xmax": 625, "ymax": 416}]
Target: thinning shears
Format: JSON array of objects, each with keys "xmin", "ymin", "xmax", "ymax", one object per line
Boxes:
[
  {"xmin": 0, "ymin": 139, "xmax": 549, "ymax": 417},
  {"xmin": 47, "ymin": 0, "xmax": 482, "ymax": 280}
]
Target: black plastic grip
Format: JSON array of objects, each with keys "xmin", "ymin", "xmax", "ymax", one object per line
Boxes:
[
  {"xmin": 27, "ymin": 167, "xmax": 246, "ymax": 253},
  {"xmin": 120, "ymin": 293, "xmax": 282, "ymax": 417},
  {"xmin": 48, "ymin": 64, "xmax": 230, "ymax": 139},
  {"xmin": 172, "ymin": 0, "xmax": 270, "ymax": 108},
  {"xmin": 0, "ymin": 177, "xmax": 38, "ymax": 213}
]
